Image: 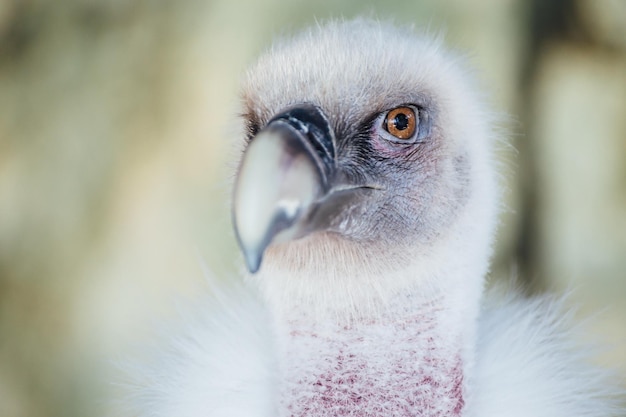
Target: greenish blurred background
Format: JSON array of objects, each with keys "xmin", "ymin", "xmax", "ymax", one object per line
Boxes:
[{"xmin": 0, "ymin": 0, "xmax": 624, "ymax": 416}]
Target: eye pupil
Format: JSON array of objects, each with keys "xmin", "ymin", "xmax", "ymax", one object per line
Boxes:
[{"xmin": 393, "ymin": 113, "xmax": 409, "ymax": 131}]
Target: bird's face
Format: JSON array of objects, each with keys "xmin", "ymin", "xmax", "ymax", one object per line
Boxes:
[{"xmin": 233, "ymin": 21, "xmax": 495, "ymax": 274}]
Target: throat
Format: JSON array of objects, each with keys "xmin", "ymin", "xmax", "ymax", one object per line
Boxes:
[
  {"xmin": 260, "ymin": 236, "xmax": 485, "ymax": 416},
  {"xmin": 274, "ymin": 299, "xmax": 470, "ymax": 417}
]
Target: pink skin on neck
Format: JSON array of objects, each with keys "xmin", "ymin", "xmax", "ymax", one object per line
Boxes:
[{"xmin": 276, "ymin": 312, "xmax": 466, "ymax": 417}]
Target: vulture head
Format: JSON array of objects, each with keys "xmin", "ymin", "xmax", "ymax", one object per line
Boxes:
[{"xmin": 233, "ymin": 20, "xmax": 497, "ymax": 317}]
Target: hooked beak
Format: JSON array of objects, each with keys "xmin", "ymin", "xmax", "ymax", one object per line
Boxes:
[{"xmin": 232, "ymin": 104, "xmax": 336, "ymax": 273}]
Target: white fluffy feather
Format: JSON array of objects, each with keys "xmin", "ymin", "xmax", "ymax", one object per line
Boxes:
[
  {"xmin": 467, "ymin": 290, "xmax": 620, "ymax": 417},
  {"xmin": 126, "ymin": 280, "xmax": 277, "ymax": 417}
]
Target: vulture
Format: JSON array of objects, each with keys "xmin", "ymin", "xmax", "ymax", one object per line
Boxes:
[{"xmin": 130, "ymin": 19, "xmax": 622, "ymax": 417}]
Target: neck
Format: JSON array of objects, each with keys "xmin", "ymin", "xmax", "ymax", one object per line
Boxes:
[
  {"xmin": 274, "ymin": 293, "xmax": 472, "ymax": 416},
  {"xmin": 255, "ymin": 235, "xmax": 487, "ymax": 417}
]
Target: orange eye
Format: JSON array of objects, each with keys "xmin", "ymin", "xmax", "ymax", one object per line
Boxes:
[{"xmin": 384, "ymin": 107, "xmax": 417, "ymax": 140}]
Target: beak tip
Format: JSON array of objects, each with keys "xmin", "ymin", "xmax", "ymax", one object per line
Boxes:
[
  {"xmin": 243, "ymin": 249, "xmax": 263, "ymax": 274},
  {"xmin": 234, "ymin": 221, "xmax": 265, "ymax": 274}
]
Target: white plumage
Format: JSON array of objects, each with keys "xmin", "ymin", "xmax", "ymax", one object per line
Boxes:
[{"xmin": 128, "ymin": 19, "xmax": 622, "ymax": 417}]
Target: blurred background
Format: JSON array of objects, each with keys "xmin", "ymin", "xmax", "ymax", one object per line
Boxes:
[{"xmin": 0, "ymin": 0, "xmax": 624, "ymax": 416}]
